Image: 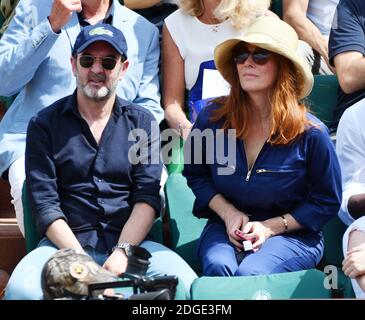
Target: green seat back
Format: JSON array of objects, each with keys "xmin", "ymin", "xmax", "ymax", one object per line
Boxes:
[
  {"xmin": 319, "ymin": 216, "xmax": 355, "ymax": 298},
  {"xmin": 165, "ymin": 137, "xmax": 184, "ymax": 175},
  {"xmin": 322, "ymin": 216, "xmax": 347, "ymax": 268},
  {"xmin": 22, "ymin": 183, "xmax": 41, "ymax": 253},
  {"xmin": 165, "ymin": 174, "xmax": 207, "ymax": 273},
  {"xmin": 22, "ymin": 183, "xmax": 164, "ymax": 252},
  {"xmin": 306, "ymin": 75, "xmax": 339, "ymax": 128},
  {"xmin": 270, "ymin": 0, "xmax": 283, "ymax": 18},
  {"xmin": 191, "ymin": 269, "xmax": 331, "ymax": 299}
]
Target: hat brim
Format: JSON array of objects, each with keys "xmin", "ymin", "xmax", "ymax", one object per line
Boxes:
[
  {"xmin": 214, "ymin": 33, "xmax": 313, "ymax": 99},
  {"xmin": 74, "ymin": 36, "xmax": 126, "ymax": 57}
]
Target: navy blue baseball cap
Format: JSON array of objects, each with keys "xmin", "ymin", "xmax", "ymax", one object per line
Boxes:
[{"xmin": 72, "ymin": 23, "xmax": 128, "ymax": 58}]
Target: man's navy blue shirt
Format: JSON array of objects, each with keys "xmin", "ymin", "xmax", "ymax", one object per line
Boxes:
[{"xmin": 25, "ymin": 91, "xmax": 162, "ymax": 253}]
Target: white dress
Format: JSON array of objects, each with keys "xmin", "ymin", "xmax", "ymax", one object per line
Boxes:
[{"xmin": 165, "ymin": 9, "xmax": 242, "ymax": 91}]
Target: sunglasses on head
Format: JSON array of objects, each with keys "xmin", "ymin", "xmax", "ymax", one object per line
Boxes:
[
  {"xmin": 79, "ymin": 55, "xmax": 119, "ymax": 70},
  {"xmin": 233, "ymin": 48, "xmax": 271, "ymax": 66}
]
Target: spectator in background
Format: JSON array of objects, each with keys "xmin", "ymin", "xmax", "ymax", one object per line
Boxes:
[
  {"xmin": 336, "ymin": 99, "xmax": 365, "ymax": 298},
  {"xmin": 0, "ymin": 0, "xmax": 162, "ymax": 237},
  {"xmin": 283, "ymin": 0, "xmax": 338, "ymax": 75},
  {"xmin": 162, "ymin": 0, "xmax": 271, "ymax": 140},
  {"xmin": 123, "ymin": 0, "xmax": 177, "ymax": 37},
  {"xmin": 0, "ymin": 0, "xmax": 19, "ymax": 36},
  {"xmin": 329, "ymin": 0, "xmax": 365, "ymax": 130},
  {"xmin": 183, "ymin": 17, "xmax": 341, "ymax": 277}
]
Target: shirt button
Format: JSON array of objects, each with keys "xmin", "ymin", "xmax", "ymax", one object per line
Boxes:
[
  {"xmin": 97, "ymin": 178, "xmax": 102, "ymax": 182},
  {"xmin": 99, "ymin": 200, "xmax": 105, "ymax": 204}
]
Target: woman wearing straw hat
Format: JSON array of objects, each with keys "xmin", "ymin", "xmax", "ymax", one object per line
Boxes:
[
  {"xmin": 162, "ymin": 0, "xmax": 271, "ymax": 139},
  {"xmin": 183, "ymin": 16, "xmax": 342, "ymax": 276}
]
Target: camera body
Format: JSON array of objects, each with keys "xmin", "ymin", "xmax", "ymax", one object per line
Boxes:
[
  {"xmin": 88, "ymin": 274, "xmax": 178, "ymax": 300},
  {"xmin": 41, "ymin": 246, "xmax": 178, "ymax": 300},
  {"xmin": 88, "ymin": 245, "xmax": 178, "ymax": 300}
]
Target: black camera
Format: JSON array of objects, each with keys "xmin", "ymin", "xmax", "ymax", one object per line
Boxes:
[
  {"xmin": 88, "ymin": 245, "xmax": 178, "ymax": 300},
  {"xmin": 41, "ymin": 246, "xmax": 178, "ymax": 300}
]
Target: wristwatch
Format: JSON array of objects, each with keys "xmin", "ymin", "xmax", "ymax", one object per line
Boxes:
[{"xmin": 112, "ymin": 242, "xmax": 131, "ymax": 256}]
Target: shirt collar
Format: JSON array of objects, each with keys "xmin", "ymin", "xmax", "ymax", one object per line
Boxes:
[
  {"xmin": 63, "ymin": 90, "xmax": 129, "ymax": 119},
  {"xmin": 77, "ymin": 1, "xmax": 115, "ymax": 27}
]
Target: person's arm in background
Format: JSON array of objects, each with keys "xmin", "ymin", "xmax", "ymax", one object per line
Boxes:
[
  {"xmin": 25, "ymin": 115, "xmax": 84, "ymax": 252},
  {"xmin": 329, "ymin": 0, "xmax": 365, "ymax": 94},
  {"xmin": 336, "ymin": 107, "xmax": 365, "ymax": 224},
  {"xmin": 132, "ymin": 23, "xmax": 164, "ymax": 123},
  {"xmin": 283, "ymin": 0, "xmax": 334, "ymax": 72},
  {"xmin": 333, "ymin": 51, "xmax": 365, "ymax": 94},
  {"xmin": 343, "ymin": 229, "xmax": 365, "ymax": 292},
  {"xmin": 162, "ymin": 24, "xmax": 192, "ymax": 139},
  {"xmin": 0, "ymin": 0, "xmax": 20, "ymax": 35},
  {"xmin": 124, "ymin": 0, "xmax": 162, "ymax": 9},
  {"xmin": 0, "ymin": 0, "xmax": 82, "ymax": 97}
]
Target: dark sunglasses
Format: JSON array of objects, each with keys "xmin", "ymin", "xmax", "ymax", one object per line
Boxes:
[
  {"xmin": 233, "ymin": 49, "xmax": 271, "ymax": 66},
  {"xmin": 79, "ymin": 55, "xmax": 119, "ymax": 70}
]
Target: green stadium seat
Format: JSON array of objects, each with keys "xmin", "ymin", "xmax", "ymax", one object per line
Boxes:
[
  {"xmin": 21, "ymin": 183, "xmax": 163, "ymax": 252},
  {"xmin": 306, "ymin": 75, "xmax": 339, "ymax": 129},
  {"xmin": 164, "ymin": 173, "xmax": 207, "ymax": 274},
  {"xmin": 22, "ymin": 183, "xmax": 41, "ymax": 253},
  {"xmin": 191, "ymin": 269, "xmax": 332, "ymax": 299},
  {"xmin": 165, "ymin": 137, "xmax": 184, "ymax": 175},
  {"xmin": 318, "ymin": 217, "xmax": 355, "ymax": 298}
]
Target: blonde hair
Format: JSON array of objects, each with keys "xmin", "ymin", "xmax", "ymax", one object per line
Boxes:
[
  {"xmin": 215, "ymin": 0, "xmax": 271, "ymax": 30},
  {"xmin": 178, "ymin": 0, "xmax": 205, "ymax": 16}
]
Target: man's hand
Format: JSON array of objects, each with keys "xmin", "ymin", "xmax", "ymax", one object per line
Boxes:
[
  {"xmin": 49, "ymin": 0, "xmax": 82, "ymax": 33},
  {"xmin": 103, "ymin": 249, "xmax": 129, "ymax": 277}
]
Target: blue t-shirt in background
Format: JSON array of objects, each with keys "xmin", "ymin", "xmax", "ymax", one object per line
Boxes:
[{"xmin": 329, "ymin": 0, "xmax": 365, "ymax": 130}]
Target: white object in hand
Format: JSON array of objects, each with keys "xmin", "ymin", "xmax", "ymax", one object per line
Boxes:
[{"xmin": 242, "ymin": 240, "xmax": 253, "ymax": 252}]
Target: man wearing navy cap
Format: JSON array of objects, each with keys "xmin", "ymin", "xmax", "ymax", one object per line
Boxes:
[
  {"xmin": 0, "ymin": 0, "xmax": 163, "ymax": 238},
  {"xmin": 4, "ymin": 24, "xmax": 197, "ymax": 300}
]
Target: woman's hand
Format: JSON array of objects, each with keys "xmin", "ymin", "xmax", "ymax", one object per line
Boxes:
[
  {"xmin": 222, "ymin": 210, "xmax": 250, "ymax": 250},
  {"xmin": 239, "ymin": 221, "xmax": 274, "ymax": 252}
]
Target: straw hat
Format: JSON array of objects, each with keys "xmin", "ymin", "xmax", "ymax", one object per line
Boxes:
[{"xmin": 214, "ymin": 16, "xmax": 314, "ymax": 99}]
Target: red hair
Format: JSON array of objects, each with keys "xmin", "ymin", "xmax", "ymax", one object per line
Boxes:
[{"xmin": 211, "ymin": 54, "xmax": 311, "ymax": 145}]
